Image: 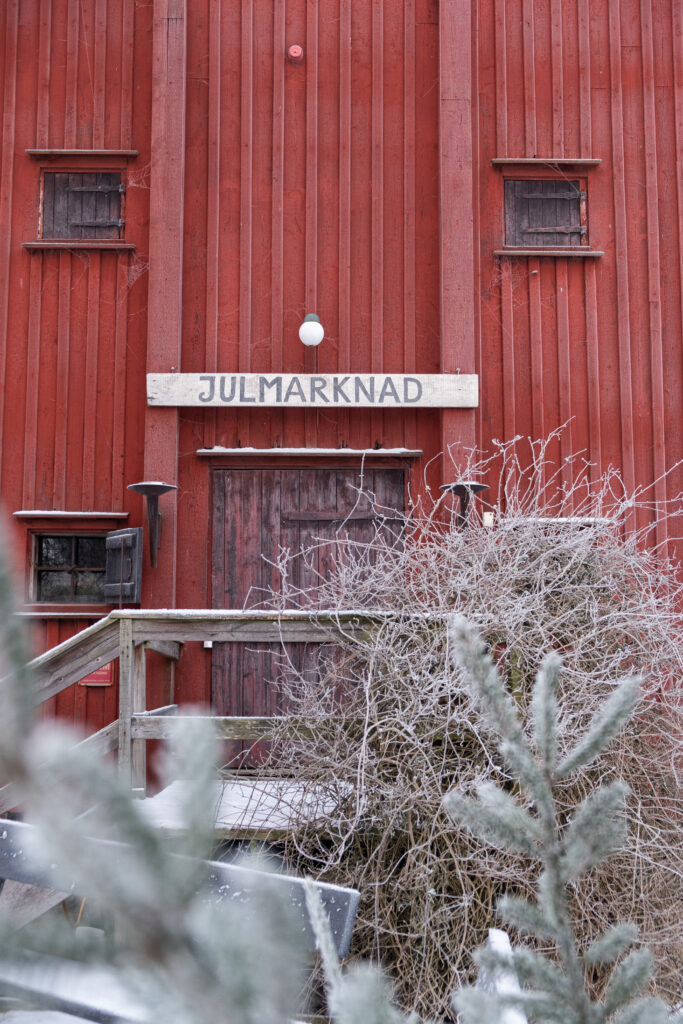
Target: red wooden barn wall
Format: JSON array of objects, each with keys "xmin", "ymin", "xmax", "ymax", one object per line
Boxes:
[
  {"xmin": 475, "ymin": 0, "xmax": 683, "ymax": 548},
  {"xmin": 0, "ymin": 0, "xmax": 152, "ymax": 729},
  {"xmin": 0, "ymin": 0, "xmax": 681, "ymax": 725}
]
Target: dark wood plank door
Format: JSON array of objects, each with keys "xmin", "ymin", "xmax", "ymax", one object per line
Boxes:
[{"xmin": 211, "ymin": 468, "xmax": 404, "ymax": 764}]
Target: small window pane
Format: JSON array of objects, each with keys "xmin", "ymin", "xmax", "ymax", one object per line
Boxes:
[
  {"xmin": 33, "ymin": 534, "xmax": 107, "ymax": 604},
  {"xmin": 76, "ymin": 536, "xmax": 106, "ymax": 567},
  {"xmin": 73, "ymin": 571, "xmax": 106, "ymax": 603},
  {"xmin": 37, "ymin": 570, "xmax": 73, "ymax": 602},
  {"xmin": 38, "ymin": 536, "xmax": 72, "ymax": 567}
]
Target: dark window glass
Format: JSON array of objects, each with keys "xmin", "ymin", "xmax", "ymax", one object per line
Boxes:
[
  {"xmin": 38, "ymin": 536, "xmax": 72, "ymax": 567},
  {"xmin": 504, "ymin": 179, "xmax": 586, "ymax": 247},
  {"xmin": 34, "ymin": 535, "xmax": 107, "ymax": 603},
  {"xmin": 41, "ymin": 172, "xmax": 124, "ymax": 240},
  {"xmin": 76, "ymin": 536, "xmax": 106, "ymax": 567}
]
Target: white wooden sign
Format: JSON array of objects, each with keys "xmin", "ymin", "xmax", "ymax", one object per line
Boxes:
[{"xmin": 147, "ymin": 373, "xmax": 478, "ymax": 409}]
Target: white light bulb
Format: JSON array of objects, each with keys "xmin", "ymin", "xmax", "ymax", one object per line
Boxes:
[{"xmin": 299, "ymin": 314, "xmax": 324, "ymax": 347}]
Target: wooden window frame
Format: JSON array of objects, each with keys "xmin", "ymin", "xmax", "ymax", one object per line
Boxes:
[
  {"xmin": 16, "ymin": 513, "xmax": 130, "ymax": 617},
  {"xmin": 492, "ymin": 160, "xmax": 603, "ymax": 258},
  {"xmin": 29, "ymin": 532, "xmax": 108, "ymax": 606},
  {"xmin": 504, "ymin": 176, "xmax": 588, "ymax": 249}
]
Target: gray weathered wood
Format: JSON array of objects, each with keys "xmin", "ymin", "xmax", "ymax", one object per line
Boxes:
[
  {"xmin": 141, "ymin": 639, "xmax": 181, "ymax": 660},
  {"xmin": 130, "ymin": 715, "xmax": 316, "ymax": 741},
  {"xmin": 24, "ymin": 619, "xmax": 120, "ymax": 705},
  {"xmin": 147, "ymin": 372, "xmax": 478, "ymax": 408},
  {"xmin": 0, "ymin": 818, "xmax": 360, "ymax": 957},
  {"xmin": 131, "ymin": 643, "xmax": 147, "ymax": 794},
  {"xmin": 0, "ymin": 722, "xmax": 118, "ymax": 815},
  {"xmin": 117, "ymin": 619, "xmax": 134, "ymax": 787}
]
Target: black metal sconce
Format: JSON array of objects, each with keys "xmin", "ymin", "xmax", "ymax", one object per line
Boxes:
[
  {"xmin": 440, "ymin": 480, "xmax": 489, "ymax": 528},
  {"xmin": 127, "ymin": 481, "xmax": 177, "ymax": 567}
]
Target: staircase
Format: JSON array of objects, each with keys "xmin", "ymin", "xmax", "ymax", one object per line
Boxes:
[{"xmin": 0, "ymin": 608, "xmax": 379, "ymax": 926}]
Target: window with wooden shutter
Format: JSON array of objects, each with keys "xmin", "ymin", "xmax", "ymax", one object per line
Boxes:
[
  {"xmin": 504, "ymin": 179, "xmax": 586, "ymax": 248},
  {"xmin": 32, "ymin": 534, "xmax": 108, "ymax": 603},
  {"xmin": 40, "ymin": 171, "xmax": 125, "ymax": 240}
]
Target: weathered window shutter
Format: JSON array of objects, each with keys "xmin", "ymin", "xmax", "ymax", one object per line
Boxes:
[
  {"xmin": 104, "ymin": 528, "xmax": 142, "ymax": 603},
  {"xmin": 505, "ymin": 179, "xmax": 586, "ymax": 247},
  {"xmin": 42, "ymin": 172, "xmax": 125, "ymax": 240}
]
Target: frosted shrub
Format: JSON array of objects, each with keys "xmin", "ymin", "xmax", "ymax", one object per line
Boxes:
[{"xmin": 267, "ymin": 439, "xmax": 682, "ymax": 1018}]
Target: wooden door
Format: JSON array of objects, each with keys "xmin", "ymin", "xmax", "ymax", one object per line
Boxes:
[{"xmin": 211, "ymin": 467, "xmax": 404, "ymax": 763}]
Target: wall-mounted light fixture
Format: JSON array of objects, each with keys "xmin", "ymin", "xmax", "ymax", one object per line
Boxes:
[
  {"xmin": 440, "ymin": 480, "xmax": 489, "ymax": 528},
  {"xmin": 127, "ymin": 481, "xmax": 178, "ymax": 567},
  {"xmin": 299, "ymin": 313, "xmax": 324, "ymax": 347}
]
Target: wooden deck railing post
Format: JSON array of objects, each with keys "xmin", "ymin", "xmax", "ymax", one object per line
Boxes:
[
  {"xmin": 117, "ymin": 618, "xmax": 135, "ymax": 788},
  {"xmin": 131, "ymin": 639, "xmax": 147, "ymax": 795}
]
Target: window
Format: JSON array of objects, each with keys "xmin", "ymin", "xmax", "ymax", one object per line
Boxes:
[
  {"xmin": 40, "ymin": 172, "xmax": 125, "ymax": 240},
  {"xmin": 32, "ymin": 535, "xmax": 107, "ymax": 603},
  {"xmin": 504, "ymin": 179, "xmax": 586, "ymax": 248}
]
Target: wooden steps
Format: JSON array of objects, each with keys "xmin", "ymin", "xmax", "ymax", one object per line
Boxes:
[
  {"xmin": 137, "ymin": 779, "xmax": 341, "ymax": 840},
  {"xmin": 0, "ymin": 881, "xmax": 69, "ymax": 930}
]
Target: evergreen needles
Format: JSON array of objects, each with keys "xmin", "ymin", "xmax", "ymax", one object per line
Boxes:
[{"xmin": 446, "ymin": 615, "xmax": 671, "ymax": 1024}]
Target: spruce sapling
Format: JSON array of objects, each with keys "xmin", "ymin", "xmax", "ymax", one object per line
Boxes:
[{"xmin": 445, "ymin": 614, "xmax": 672, "ymax": 1024}]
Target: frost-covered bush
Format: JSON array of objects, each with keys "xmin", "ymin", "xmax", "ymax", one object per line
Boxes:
[{"xmin": 267, "ymin": 439, "xmax": 683, "ymax": 1018}]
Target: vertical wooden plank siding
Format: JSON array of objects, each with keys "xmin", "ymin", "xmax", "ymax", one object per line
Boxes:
[
  {"xmin": 203, "ymin": 0, "xmax": 221, "ymax": 452},
  {"xmin": 111, "ymin": 259, "xmax": 129, "ymax": 510},
  {"xmin": 36, "ymin": 0, "xmax": 52, "ymax": 148},
  {"xmin": 675, "ymin": 0, "xmax": 683, "ymax": 364},
  {"xmin": 270, "ymin": 1, "xmax": 285, "ymax": 375},
  {"xmin": 93, "ymin": 0, "xmax": 107, "ymax": 149},
  {"xmin": 142, "ymin": 0, "xmax": 187, "ymax": 606},
  {"xmin": 555, "ymin": 259, "xmax": 572, "ymax": 494},
  {"xmin": 238, "ymin": 0, "xmax": 254, "ymax": 380},
  {"xmin": 522, "ymin": 0, "xmax": 537, "ymax": 156},
  {"xmin": 550, "ymin": 0, "xmax": 564, "ymax": 156},
  {"xmin": 64, "ymin": 0, "xmax": 80, "ymax": 148},
  {"xmin": 53, "ymin": 253, "xmax": 71, "ymax": 509},
  {"xmin": 640, "ymin": 0, "xmax": 667, "ymax": 547},
  {"xmin": 120, "ymin": 0, "xmax": 135, "ymax": 147},
  {"xmin": 494, "ymin": 0, "xmax": 508, "ymax": 156},
  {"xmin": 439, "ymin": 0, "xmax": 476, "ymax": 465},
  {"xmin": 338, "ymin": 0, "xmax": 352, "ymax": 446},
  {"xmin": 607, "ymin": 0, "xmax": 637, "ymax": 510},
  {"xmin": 577, "ymin": 0, "xmax": 592, "ymax": 156},
  {"xmin": 584, "ymin": 260, "xmax": 602, "ymax": 484},
  {"xmin": 22, "ymin": 257, "xmax": 42, "ymax": 509},
  {"xmin": 81, "ymin": 255, "xmax": 101, "ymax": 509},
  {"xmin": 0, "ymin": 2, "xmax": 19, "ymax": 492}
]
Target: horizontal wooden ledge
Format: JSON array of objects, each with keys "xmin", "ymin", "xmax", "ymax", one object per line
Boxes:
[
  {"xmin": 13, "ymin": 510, "xmax": 129, "ymax": 518},
  {"xmin": 196, "ymin": 446, "xmax": 424, "ymax": 458},
  {"xmin": 23, "ymin": 241, "xmax": 136, "ymax": 251},
  {"xmin": 17, "ymin": 610, "xmax": 112, "ymax": 620},
  {"xmin": 494, "ymin": 249, "xmax": 604, "ymax": 258},
  {"xmin": 26, "ymin": 148, "xmax": 139, "ymax": 158},
  {"xmin": 492, "ymin": 157, "xmax": 601, "ymax": 167}
]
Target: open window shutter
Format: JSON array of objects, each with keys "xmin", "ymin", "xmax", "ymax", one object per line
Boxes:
[{"xmin": 104, "ymin": 528, "xmax": 143, "ymax": 603}]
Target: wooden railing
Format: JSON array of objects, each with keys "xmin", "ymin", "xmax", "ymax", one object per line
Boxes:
[{"xmin": 1, "ymin": 608, "xmax": 381, "ymax": 810}]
